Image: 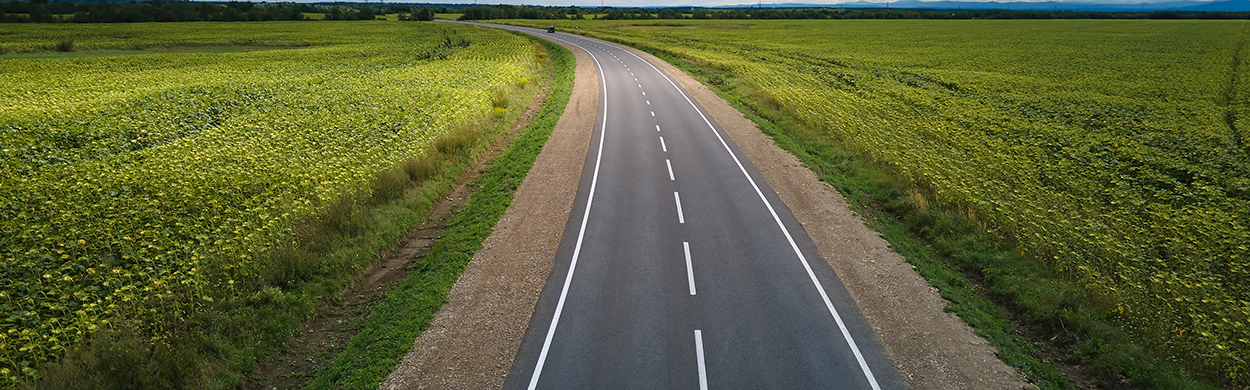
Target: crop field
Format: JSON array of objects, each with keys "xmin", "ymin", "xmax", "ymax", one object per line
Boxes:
[
  {"xmin": 0, "ymin": 22, "xmax": 540, "ymax": 383},
  {"xmin": 515, "ymin": 19, "xmax": 1250, "ymax": 382}
]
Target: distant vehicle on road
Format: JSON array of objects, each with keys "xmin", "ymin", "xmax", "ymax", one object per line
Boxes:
[{"xmin": 547, "ymin": 26, "xmax": 556, "ymax": 33}]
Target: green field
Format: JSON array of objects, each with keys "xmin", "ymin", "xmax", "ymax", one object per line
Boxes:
[
  {"xmin": 509, "ymin": 18, "xmax": 1250, "ymax": 385},
  {"xmin": 0, "ymin": 22, "xmax": 541, "ymax": 384}
]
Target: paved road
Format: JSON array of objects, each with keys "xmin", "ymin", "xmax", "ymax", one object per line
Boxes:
[{"xmin": 457, "ymin": 22, "xmax": 903, "ymax": 390}]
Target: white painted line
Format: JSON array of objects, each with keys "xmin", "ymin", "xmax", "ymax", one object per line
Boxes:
[
  {"xmin": 656, "ymin": 124, "xmax": 662, "ymax": 132},
  {"xmin": 666, "ymin": 159, "xmax": 675, "ymax": 180},
  {"xmin": 624, "ymin": 48, "xmax": 884, "ymax": 390},
  {"xmin": 642, "ymin": 91, "xmax": 646, "ymax": 96},
  {"xmin": 660, "ymin": 136, "xmax": 667, "ymax": 152},
  {"xmin": 646, "ymin": 100, "xmax": 651, "ymax": 105},
  {"xmin": 684, "ymin": 242, "xmax": 696, "ymax": 295},
  {"xmin": 695, "ymin": 330, "xmax": 708, "ymax": 390},
  {"xmin": 651, "ymin": 111, "xmax": 655, "ymax": 117},
  {"xmin": 674, "ymin": 192, "xmax": 684, "ymax": 223},
  {"xmin": 526, "ymin": 39, "xmax": 610, "ymax": 390},
  {"xmin": 639, "ymin": 84, "xmax": 643, "ymax": 88}
]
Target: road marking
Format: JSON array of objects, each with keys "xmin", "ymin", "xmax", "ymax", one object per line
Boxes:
[
  {"xmin": 695, "ymin": 330, "xmax": 708, "ymax": 390},
  {"xmin": 666, "ymin": 159, "xmax": 674, "ymax": 180},
  {"xmin": 642, "ymin": 91, "xmax": 646, "ymax": 96},
  {"xmin": 660, "ymin": 136, "xmax": 667, "ymax": 152},
  {"xmin": 651, "ymin": 111, "xmax": 655, "ymax": 117},
  {"xmin": 656, "ymin": 124, "xmax": 662, "ymax": 132},
  {"xmin": 674, "ymin": 192, "xmax": 685, "ymax": 223},
  {"xmin": 646, "ymin": 100, "xmax": 651, "ymax": 105},
  {"xmin": 684, "ymin": 242, "xmax": 696, "ymax": 295},
  {"xmin": 624, "ymin": 47, "xmax": 884, "ymax": 390},
  {"xmin": 526, "ymin": 38, "xmax": 609, "ymax": 390}
]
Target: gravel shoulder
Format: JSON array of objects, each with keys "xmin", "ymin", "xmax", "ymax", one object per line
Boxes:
[
  {"xmin": 383, "ymin": 33, "xmax": 1032, "ymax": 390},
  {"xmin": 622, "ymin": 46, "xmax": 1033, "ymax": 390},
  {"xmin": 379, "ymin": 39, "xmax": 598, "ymax": 390}
]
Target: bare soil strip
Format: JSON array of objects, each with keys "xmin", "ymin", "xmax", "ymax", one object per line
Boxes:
[
  {"xmin": 381, "ymin": 34, "xmax": 1034, "ymax": 390},
  {"xmin": 245, "ymin": 63, "xmax": 555, "ymax": 390},
  {"xmin": 621, "ymin": 46, "xmax": 1034, "ymax": 390},
  {"xmin": 379, "ymin": 39, "xmax": 598, "ymax": 390}
]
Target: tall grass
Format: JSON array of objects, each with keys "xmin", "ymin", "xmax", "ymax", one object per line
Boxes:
[
  {"xmin": 302, "ymin": 33, "xmax": 576, "ymax": 389},
  {"xmin": 25, "ymin": 36, "xmax": 566, "ymax": 390},
  {"xmin": 637, "ymin": 47, "xmax": 1222, "ymax": 390}
]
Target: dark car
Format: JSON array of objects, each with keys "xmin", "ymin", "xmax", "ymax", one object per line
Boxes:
[{"xmin": 547, "ymin": 26, "xmax": 556, "ymax": 33}]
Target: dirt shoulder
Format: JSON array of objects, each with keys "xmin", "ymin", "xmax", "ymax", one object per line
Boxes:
[
  {"xmin": 379, "ymin": 39, "xmax": 598, "ymax": 390},
  {"xmin": 381, "ymin": 33, "xmax": 1032, "ymax": 389},
  {"xmin": 622, "ymin": 46, "xmax": 1033, "ymax": 390}
]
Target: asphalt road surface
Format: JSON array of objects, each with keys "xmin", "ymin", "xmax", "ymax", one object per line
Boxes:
[{"xmin": 456, "ymin": 22, "xmax": 903, "ymax": 390}]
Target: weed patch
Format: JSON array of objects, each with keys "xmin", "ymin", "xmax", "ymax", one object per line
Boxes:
[
  {"xmin": 633, "ymin": 46, "xmax": 1223, "ymax": 390},
  {"xmin": 300, "ymin": 33, "xmax": 574, "ymax": 390}
]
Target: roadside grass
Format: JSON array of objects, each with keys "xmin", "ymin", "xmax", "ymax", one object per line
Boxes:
[
  {"xmin": 630, "ymin": 47, "xmax": 1222, "ymax": 390},
  {"xmin": 25, "ymin": 34, "xmax": 571, "ymax": 390},
  {"xmin": 0, "ymin": 44, "xmax": 307, "ymax": 60},
  {"xmin": 301, "ymin": 33, "xmax": 574, "ymax": 389}
]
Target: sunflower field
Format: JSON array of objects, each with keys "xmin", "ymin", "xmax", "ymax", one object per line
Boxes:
[
  {"xmin": 514, "ymin": 19, "xmax": 1250, "ymax": 383},
  {"xmin": 0, "ymin": 21, "xmax": 539, "ymax": 384}
]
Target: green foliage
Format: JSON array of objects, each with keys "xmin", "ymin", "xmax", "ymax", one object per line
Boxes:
[
  {"xmin": 401, "ymin": 154, "xmax": 443, "ymax": 183},
  {"xmin": 0, "ymin": 22, "xmax": 540, "ymax": 387},
  {"xmin": 509, "ymin": 19, "xmax": 1250, "ymax": 387},
  {"xmin": 52, "ymin": 40, "xmax": 72, "ymax": 52},
  {"xmin": 0, "ymin": 1, "xmax": 418, "ymax": 24},
  {"xmin": 304, "ymin": 33, "xmax": 576, "ymax": 389},
  {"xmin": 434, "ymin": 125, "xmax": 482, "ymax": 156}
]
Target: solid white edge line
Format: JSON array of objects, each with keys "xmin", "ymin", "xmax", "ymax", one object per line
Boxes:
[
  {"xmin": 666, "ymin": 159, "xmax": 675, "ymax": 181},
  {"xmin": 674, "ymin": 192, "xmax": 684, "ymax": 224},
  {"xmin": 526, "ymin": 38, "xmax": 609, "ymax": 390},
  {"xmin": 624, "ymin": 48, "xmax": 884, "ymax": 390},
  {"xmin": 695, "ymin": 330, "xmax": 708, "ymax": 390},
  {"xmin": 684, "ymin": 242, "xmax": 696, "ymax": 295}
]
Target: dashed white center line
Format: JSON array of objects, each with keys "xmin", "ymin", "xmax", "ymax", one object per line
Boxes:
[
  {"xmin": 642, "ymin": 91, "xmax": 646, "ymax": 96},
  {"xmin": 674, "ymin": 192, "xmax": 685, "ymax": 223},
  {"xmin": 646, "ymin": 100, "xmax": 651, "ymax": 105},
  {"xmin": 695, "ymin": 330, "xmax": 708, "ymax": 390},
  {"xmin": 659, "ymin": 136, "xmax": 667, "ymax": 152},
  {"xmin": 684, "ymin": 242, "xmax": 696, "ymax": 295},
  {"xmin": 656, "ymin": 124, "xmax": 662, "ymax": 132},
  {"xmin": 666, "ymin": 159, "xmax": 674, "ymax": 180},
  {"xmin": 651, "ymin": 111, "xmax": 655, "ymax": 117},
  {"xmin": 620, "ymin": 46, "xmax": 885, "ymax": 389}
]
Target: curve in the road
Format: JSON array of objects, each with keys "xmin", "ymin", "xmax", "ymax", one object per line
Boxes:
[{"xmin": 457, "ymin": 22, "xmax": 903, "ymax": 390}]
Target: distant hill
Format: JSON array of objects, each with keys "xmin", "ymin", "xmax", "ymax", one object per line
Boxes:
[
  {"xmin": 724, "ymin": 0, "xmax": 1249, "ymax": 11},
  {"xmin": 1173, "ymin": 0, "xmax": 1250, "ymax": 10}
]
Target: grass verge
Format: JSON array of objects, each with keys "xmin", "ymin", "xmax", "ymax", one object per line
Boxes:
[
  {"xmin": 25, "ymin": 34, "xmax": 572, "ymax": 390},
  {"xmin": 619, "ymin": 45, "xmax": 1223, "ymax": 390},
  {"xmin": 301, "ymin": 33, "xmax": 574, "ymax": 389}
]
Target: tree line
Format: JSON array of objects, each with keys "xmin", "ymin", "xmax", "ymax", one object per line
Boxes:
[
  {"xmin": 0, "ymin": 0, "xmax": 441, "ymax": 23},
  {"xmin": 456, "ymin": 5, "xmax": 1250, "ymax": 20}
]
